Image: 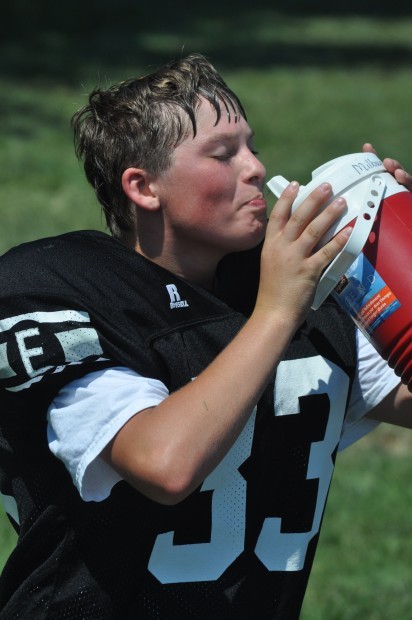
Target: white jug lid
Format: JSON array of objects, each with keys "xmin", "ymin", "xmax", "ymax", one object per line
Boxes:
[
  {"xmin": 267, "ymin": 152, "xmax": 387, "ymax": 212},
  {"xmin": 267, "ymin": 152, "xmax": 393, "ymax": 244}
]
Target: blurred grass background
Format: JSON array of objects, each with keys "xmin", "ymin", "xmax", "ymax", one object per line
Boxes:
[{"xmin": 1, "ymin": 1, "xmax": 412, "ymax": 617}]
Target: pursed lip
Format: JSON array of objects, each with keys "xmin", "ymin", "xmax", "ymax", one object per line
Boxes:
[{"xmin": 244, "ymin": 194, "xmax": 267, "ymax": 209}]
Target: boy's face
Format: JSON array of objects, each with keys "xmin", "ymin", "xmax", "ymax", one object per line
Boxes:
[{"xmin": 152, "ymin": 97, "xmax": 267, "ymax": 263}]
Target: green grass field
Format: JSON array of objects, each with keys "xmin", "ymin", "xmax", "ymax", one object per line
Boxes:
[{"xmin": 2, "ymin": 4, "xmax": 412, "ymax": 617}]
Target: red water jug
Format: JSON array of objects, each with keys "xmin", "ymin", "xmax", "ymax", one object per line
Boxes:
[{"xmin": 268, "ymin": 153, "xmax": 412, "ymax": 389}]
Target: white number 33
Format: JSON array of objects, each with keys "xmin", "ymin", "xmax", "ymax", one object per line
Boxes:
[{"xmin": 149, "ymin": 356, "xmax": 349, "ymax": 583}]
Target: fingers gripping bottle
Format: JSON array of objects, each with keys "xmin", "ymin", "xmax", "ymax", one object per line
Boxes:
[{"xmin": 267, "ymin": 153, "xmax": 412, "ymax": 389}]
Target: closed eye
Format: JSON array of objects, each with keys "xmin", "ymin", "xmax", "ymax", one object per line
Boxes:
[{"xmin": 213, "ymin": 151, "xmax": 235, "ymax": 162}]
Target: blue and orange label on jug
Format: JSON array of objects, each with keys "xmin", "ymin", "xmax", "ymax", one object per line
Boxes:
[{"xmin": 333, "ymin": 254, "xmax": 401, "ymax": 336}]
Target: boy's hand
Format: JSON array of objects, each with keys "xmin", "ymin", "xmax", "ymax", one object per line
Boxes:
[
  {"xmin": 257, "ymin": 181, "xmax": 351, "ymax": 327},
  {"xmin": 362, "ymin": 143, "xmax": 412, "ymax": 191}
]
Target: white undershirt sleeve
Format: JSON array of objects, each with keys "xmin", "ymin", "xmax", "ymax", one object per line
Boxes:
[
  {"xmin": 339, "ymin": 329, "xmax": 401, "ymax": 450},
  {"xmin": 47, "ymin": 367, "xmax": 169, "ymax": 502}
]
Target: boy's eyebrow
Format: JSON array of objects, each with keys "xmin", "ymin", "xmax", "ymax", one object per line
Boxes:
[{"xmin": 200, "ymin": 129, "xmax": 255, "ymax": 146}]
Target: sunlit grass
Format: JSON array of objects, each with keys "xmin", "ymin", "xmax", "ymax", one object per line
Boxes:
[{"xmin": 302, "ymin": 425, "xmax": 412, "ymax": 620}]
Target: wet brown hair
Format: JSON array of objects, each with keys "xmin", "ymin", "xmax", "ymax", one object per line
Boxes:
[{"xmin": 72, "ymin": 54, "xmax": 246, "ymax": 237}]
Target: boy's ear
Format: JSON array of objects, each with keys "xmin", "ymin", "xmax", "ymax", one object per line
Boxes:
[{"xmin": 121, "ymin": 168, "xmax": 160, "ymax": 210}]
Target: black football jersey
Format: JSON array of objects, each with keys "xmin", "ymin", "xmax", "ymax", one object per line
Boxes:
[{"xmin": 0, "ymin": 231, "xmax": 356, "ymax": 619}]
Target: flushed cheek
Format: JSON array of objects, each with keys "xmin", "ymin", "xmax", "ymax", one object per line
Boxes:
[
  {"xmin": 179, "ymin": 184, "xmax": 235, "ymax": 221},
  {"xmin": 161, "ymin": 160, "xmax": 239, "ymax": 222}
]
